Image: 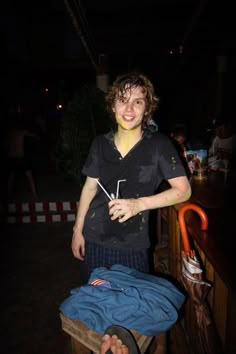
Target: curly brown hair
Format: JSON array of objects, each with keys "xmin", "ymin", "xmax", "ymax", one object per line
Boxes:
[{"xmin": 106, "ymin": 72, "xmax": 160, "ymax": 126}]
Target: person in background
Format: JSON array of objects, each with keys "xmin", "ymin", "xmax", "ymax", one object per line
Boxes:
[
  {"xmin": 4, "ymin": 116, "xmax": 39, "ymax": 200},
  {"xmin": 169, "ymin": 124, "xmax": 191, "ymax": 178},
  {"xmin": 192, "ymin": 152, "xmax": 201, "ymax": 170},
  {"xmin": 170, "ymin": 124, "xmax": 188, "ymax": 154},
  {"xmin": 208, "ymin": 117, "xmax": 236, "ymax": 172},
  {"xmin": 208, "ymin": 116, "xmax": 236, "ymax": 237}
]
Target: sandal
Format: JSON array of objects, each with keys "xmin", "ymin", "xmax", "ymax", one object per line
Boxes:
[{"xmin": 104, "ymin": 324, "xmax": 140, "ymax": 354}]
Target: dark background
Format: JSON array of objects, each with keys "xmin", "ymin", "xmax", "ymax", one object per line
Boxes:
[
  {"xmin": 2, "ymin": 0, "xmax": 236, "ymax": 137},
  {"xmin": 1, "ymin": 3, "xmax": 235, "ymax": 353}
]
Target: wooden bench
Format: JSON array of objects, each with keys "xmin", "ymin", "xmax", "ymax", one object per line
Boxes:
[{"xmin": 60, "ymin": 312, "xmax": 166, "ymax": 354}]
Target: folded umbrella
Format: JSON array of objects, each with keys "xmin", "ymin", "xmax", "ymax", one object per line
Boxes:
[{"xmin": 178, "ymin": 202, "xmax": 223, "ymax": 354}]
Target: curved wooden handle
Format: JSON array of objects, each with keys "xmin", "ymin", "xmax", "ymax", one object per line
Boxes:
[{"xmin": 178, "ymin": 203, "xmax": 208, "ymax": 253}]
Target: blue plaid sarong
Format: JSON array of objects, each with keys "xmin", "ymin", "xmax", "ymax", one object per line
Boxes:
[{"xmin": 80, "ymin": 240, "xmax": 150, "ymax": 283}]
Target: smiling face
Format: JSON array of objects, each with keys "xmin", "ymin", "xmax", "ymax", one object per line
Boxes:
[{"xmin": 113, "ymin": 86, "xmax": 147, "ymax": 132}]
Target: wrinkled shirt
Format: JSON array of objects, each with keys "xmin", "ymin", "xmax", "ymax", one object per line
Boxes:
[{"xmin": 82, "ymin": 131, "xmax": 186, "ymax": 249}]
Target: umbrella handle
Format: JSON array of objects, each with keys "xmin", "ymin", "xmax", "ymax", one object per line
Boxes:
[{"xmin": 178, "ymin": 203, "xmax": 208, "ymax": 253}]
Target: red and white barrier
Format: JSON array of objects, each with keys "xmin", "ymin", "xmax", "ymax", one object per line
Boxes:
[
  {"xmin": 7, "ymin": 213, "xmax": 76, "ymax": 224},
  {"xmin": 6, "ymin": 201, "xmax": 78, "ymax": 224},
  {"xmin": 8, "ymin": 201, "xmax": 77, "ymax": 213}
]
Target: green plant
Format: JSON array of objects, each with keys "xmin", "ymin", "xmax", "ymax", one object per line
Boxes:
[{"xmin": 55, "ymin": 84, "xmax": 110, "ymax": 183}]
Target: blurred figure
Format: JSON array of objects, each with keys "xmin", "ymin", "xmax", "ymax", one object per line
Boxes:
[
  {"xmin": 170, "ymin": 124, "xmax": 188, "ymax": 155},
  {"xmin": 170, "ymin": 124, "xmax": 191, "ymax": 178},
  {"xmin": 4, "ymin": 117, "xmax": 39, "ymax": 200},
  {"xmin": 192, "ymin": 152, "xmax": 201, "ymax": 170},
  {"xmin": 208, "ymin": 117, "xmax": 236, "ymax": 172},
  {"xmin": 186, "ymin": 153, "xmax": 195, "ymax": 175},
  {"xmin": 207, "ymin": 116, "xmax": 236, "ymax": 237}
]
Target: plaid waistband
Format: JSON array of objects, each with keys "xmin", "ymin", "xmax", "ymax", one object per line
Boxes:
[{"xmin": 84, "ymin": 240, "xmax": 150, "ymax": 275}]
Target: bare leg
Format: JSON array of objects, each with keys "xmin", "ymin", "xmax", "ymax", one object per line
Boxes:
[
  {"xmin": 25, "ymin": 170, "xmax": 38, "ymax": 199},
  {"xmin": 100, "ymin": 334, "xmax": 129, "ymax": 354}
]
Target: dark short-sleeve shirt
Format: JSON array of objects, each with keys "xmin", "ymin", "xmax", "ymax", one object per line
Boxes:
[{"xmin": 82, "ymin": 130, "xmax": 187, "ymax": 250}]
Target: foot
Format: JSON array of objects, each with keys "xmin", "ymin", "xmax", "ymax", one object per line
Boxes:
[{"xmin": 100, "ymin": 334, "xmax": 129, "ymax": 354}]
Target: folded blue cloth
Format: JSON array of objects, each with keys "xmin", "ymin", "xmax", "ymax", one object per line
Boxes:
[{"xmin": 59, "ymin": 264, "xmax": 185, "ymax": 335}]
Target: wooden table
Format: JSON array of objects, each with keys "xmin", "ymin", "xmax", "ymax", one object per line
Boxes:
[
  {"xmin": 155, "ymin": 170, "xmax": 236, "ymax": 354},
  {"xmin": 60, "ymin": 312, "xmax": 156, "ymax": 354}
]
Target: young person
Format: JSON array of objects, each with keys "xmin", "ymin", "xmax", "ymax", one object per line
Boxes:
[{"xmin": 72, "ymin": 72, "xmax": 191, "ymax": 282}]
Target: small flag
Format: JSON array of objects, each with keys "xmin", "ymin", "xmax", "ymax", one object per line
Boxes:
[{"xmin": 89, "ymin": 278, "xmax": 111, "ymax": 288}]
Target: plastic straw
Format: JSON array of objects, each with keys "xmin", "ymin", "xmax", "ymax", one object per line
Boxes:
[
  {"xmin": 95, "ymin": 179, "xmax": 112, "ymax": 200},
  {"xmin": 116, "ymin": 179, "xmax": 126, "ymax": 198}
]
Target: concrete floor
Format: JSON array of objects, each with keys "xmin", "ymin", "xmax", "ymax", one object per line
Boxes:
[
  {"xmin": 3, "ymin": 222, "xmax": 82, "ymax": 354},
  {"xmin": 2, "ymin": 172, "xmax": 83, "ymax": 354}
]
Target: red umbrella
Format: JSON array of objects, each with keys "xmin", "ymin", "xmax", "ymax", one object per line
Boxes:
[{"xmin": 178, "ymin": 203, "xmax": 223, "ymax": 354}]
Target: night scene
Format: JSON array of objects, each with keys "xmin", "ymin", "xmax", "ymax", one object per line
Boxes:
[{"xmin": 1, "ymin": 1, "xmax": 235, "ymax": 354}]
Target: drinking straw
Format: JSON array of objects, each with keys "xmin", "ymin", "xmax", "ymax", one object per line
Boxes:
[
  {"xmin": 95, "ymin": 179, "xmax": 112, "ymax": 200},
  {"xmin": 116, "ymin": 179, "xmax": 126, "ymax": 198}
]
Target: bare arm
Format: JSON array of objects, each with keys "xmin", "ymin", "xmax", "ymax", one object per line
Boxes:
[
  {"xmin": 109, "ymin": 176, "xmax": 191, "ymax": 222},
  {"xmin": 138, "ymin": 176, "xmax": 191, "ymax": 210},
  {"xmin": 72, "ymin": 176, "xmax": 98, "ymax": 259}
]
